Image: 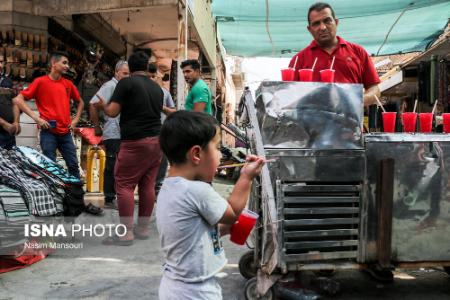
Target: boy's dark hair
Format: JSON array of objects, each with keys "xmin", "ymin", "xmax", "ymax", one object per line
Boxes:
[
  {"xmin": 50, "ymin": 51, "xmax": 69, "ymax": 63},
  {"xmin": 180, "ymin": 59, "xmax": 200, "ymax": 70},
  {"xmin": 160, "ymin": 111, "xmax": 219, "ymax": 165},
  {"xmin": 148, "ymin": 62, "xmax": 157, "ymax": 73},
  {"xmin": 128, "ymin": 51, "xmax": 149, "ymax": 73},
  {"xmin": 308, "ymin": 2, "xmax": 336, "ymax": 24}
]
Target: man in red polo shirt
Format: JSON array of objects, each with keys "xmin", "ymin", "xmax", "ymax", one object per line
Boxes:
[
  {"xmin": 289, "ymin": 2, "xmax": 381, "ymax": 107},
  {"xmin": 13, "ymin": 51, "xmax": 84, "ymax": 178}
]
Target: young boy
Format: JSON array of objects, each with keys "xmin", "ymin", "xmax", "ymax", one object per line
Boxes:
[{"xmin": 156, "ymin": 111, "xmax": 265, "ymax": 299}]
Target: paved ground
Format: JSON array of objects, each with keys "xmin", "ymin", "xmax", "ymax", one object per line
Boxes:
[{"xmin": 0, "ymin": 178, "xmax": 449, "ymax": 299}]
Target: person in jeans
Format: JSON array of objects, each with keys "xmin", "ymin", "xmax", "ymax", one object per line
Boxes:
[
  {"xmin": 13, "ymin": 51, "xmax": 84, "ymax": 178},
  {"xmin": 89, "ymin": 60, "xmax": 130, "ymax": 208},
  {"xmin": 147, "ymin": 62, "xmax": 176, "ymax": 196},
  {"xmin": 96, "ymin": 51, "xmax": 169, "ymax": 245}
]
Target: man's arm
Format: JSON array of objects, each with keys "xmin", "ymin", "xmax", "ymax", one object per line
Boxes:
[
  {"xmin": 12, "ymin": 102, "xmax": 20, "ymax": 135},
  {"xmin": 92, "ymin": 98, "xmax": 121, "ymax": 117},
  {"xmin": 363, "ymin": 84, "xmax": 381, "ymax": 107},
  {"xmin": 104, "ymin": 102, "xmax": 121, "ymax": 118},
  {"xmin": 89, "ymin": 95, "xmax": 103, "ymax": 136},
  {"xmin": 13, "ymin": 94, "xmax": 50, "ymax": 129},
  {"xmin": 0, "ymin": 117, "xmax": 13, "ymax": 134},
  {"xmin": 162, "ymin": 106, "xmax": 177, "ymax": 115},
  {"xmin": 192, "ymin": 102, "xmax": 207, "ymax": 113},
  {"xmin": 70, "ymin": 99, "xmax": 84, "ymax": 130}
]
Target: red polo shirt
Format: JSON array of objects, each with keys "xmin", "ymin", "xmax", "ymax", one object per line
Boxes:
[
  {"xmin": 289, "ymin": 36, "xmax": 380, "ymax": 88},
  {"xmin": 21, "ymin": 75, "xmax": 81, "ymax": 135}
]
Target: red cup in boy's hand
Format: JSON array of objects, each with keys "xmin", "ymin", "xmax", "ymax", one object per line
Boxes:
[{"xmin": 230, "ymin": 209, "xmax": 259, "ymax": 245}]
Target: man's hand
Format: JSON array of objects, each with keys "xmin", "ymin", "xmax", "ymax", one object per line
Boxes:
[
  {"xmin": 93, "ymin": 99, "xmax": 105, "ymax": 110},
  {"xmin": 94, "ymin": 125, "xmax": 103, "ymax": 136},
  {"xmin": 70, "ymin": 118, "xmax": 79, "ymax": 131},
  {"xmin": 240, "ymin": 155, "xmax": 266, "ymax": 180},
  {"xmin": 3, "ymin": 122, "xmax": 14, "ymax": 134},
  {"xmin": 36, "ymin": 117, "xmax": 50, "ymax": 130},
  {"xmin": 11, "ymin": 122, "xmax": 21, "ymax": 135}
]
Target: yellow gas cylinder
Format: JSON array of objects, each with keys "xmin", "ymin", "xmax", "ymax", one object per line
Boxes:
[{"xmin": 86, "ymin": 146, "xmax": 106, "ymax": 192}]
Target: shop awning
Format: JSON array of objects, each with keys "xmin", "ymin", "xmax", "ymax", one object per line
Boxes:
[{"xmin": 212, "ymin": 0, "xmax": 450, "ymax": 57}]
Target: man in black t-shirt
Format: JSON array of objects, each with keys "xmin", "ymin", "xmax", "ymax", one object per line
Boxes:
[
  {"xmin": 0, "ymin": 60, "xmax": 20, "ymax": 149},
  {"xmin": 95, "ymin": 51, "xmax": 165, "ymax": 245}
]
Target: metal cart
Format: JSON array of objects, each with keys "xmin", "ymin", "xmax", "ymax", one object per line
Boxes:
[{"xmin": 238, "ymin": 81, "xmax": 450, "ymax": 299}]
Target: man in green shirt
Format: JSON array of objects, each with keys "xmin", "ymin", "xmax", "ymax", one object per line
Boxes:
[{"xmin": 181, "ymin": 59, "xmax": 213, "ymax": 115}]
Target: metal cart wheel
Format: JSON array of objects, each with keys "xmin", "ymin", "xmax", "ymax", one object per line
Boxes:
[
  {"xmin": 244, "ymin": 277, "xmax": 275, "ymax": 300},
  {"xmin": 444, "ymin": 266, "xmax": 450, "ymax": 275},
  {"xmin": 239, "ymin": 251, "xmax": 257, "ymax": 279}
]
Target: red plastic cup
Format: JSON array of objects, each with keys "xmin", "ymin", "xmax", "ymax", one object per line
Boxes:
[
  {"xmin": 419, "ymin": 113, "xmax": 433, "ymax": 133},
  {"xmin": 382, "ymin": 112, "xmax": 397, "ymax": 133},
  {"xmin": 320, "ymin": 69, "xmax": 335, "ymax": 82},
  {"xmin": 281, "ymin": 68, "xmax": 295, "ymax": 81},
  {"xmin": 298, "ymin": 69, "xmax": 313, "ymax": 82},
  {"xmin": 402, "ymin": 113, "xmax": 417, "ymax": 133},
  {"xmin": 230, "ymin": 209, "xmax": 259, "ymax": 245},
  {"xmin": 443, "ymin": 113, "xmax": 450, "ymax": 133}
]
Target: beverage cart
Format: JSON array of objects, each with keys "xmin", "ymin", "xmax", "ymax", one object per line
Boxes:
[{"xmin": 238, "ymin": 81, "xmax": 450, "ymax": 299}]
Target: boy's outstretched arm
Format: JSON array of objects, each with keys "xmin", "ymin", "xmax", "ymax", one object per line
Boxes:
[{"xmin": 219, "ymin": 155, "xmax": 265, "ymax": 225}]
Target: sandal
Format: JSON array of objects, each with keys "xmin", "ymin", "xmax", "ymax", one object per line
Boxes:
[
  {"xmin": 102, "ymin": 235, "xmax": 133, "ymax": 246},
  {"xmin": 133, "ymin": 228, "xmax": 150, "ymax": 240},
  {"xmin": 84, "ymin": 203, "xmax": 104, "ymax": 216}
]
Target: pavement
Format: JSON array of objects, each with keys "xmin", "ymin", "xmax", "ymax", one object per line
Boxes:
[{"xmin": 0, "ymin": 178, "xmax": 449, "ymax": 299}]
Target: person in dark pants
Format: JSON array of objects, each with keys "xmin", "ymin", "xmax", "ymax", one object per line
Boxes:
[
  {"xmin": 90, "ymin": 60, "xmax": 130, "ymax": 208},
  {"xmin": 148, "ymin": 63, "xmax": 176, "ymax": 196},
  {"xmin": 95, "ymin": 51, "xmax": 172, "ymax": 245},
  {"xmin": 0, "ymin": 60, "xmax": 20, "ymax": 149},
  {"xmin": 13, "ymin": 51, "xmax": 84, "ymax": 178}
]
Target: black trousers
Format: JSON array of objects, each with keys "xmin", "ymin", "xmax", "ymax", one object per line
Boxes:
[{"xmin": 103, "ymin": 139, "xmax": 121, "ymax": 202}]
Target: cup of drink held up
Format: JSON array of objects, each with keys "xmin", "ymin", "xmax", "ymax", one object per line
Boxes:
[{"xmin": 230, "ymin": 209, "xmax": 259, "ymax": 245}]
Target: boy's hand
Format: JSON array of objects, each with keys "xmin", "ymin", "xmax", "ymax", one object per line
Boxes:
[{"xmin": 240, "ymin": 155, "xmax": 265, "ymax": 180}]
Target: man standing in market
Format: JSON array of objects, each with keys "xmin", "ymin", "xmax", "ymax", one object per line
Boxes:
[
  {"xmin": 89, "ymin": 60, "xmax": 130, "ymax": 208},
  {"xmin": 95, "ymin": 51, "xmax": 164, "ymax": 245},
  {"xmin": 13, "ymin": 51, "xmax": 84, "ymax": 179},
  {"xmin": 0, "ymin": 59, "xmax": 20, "ymax": 149},
  {"xmin": 289, "ymin": 2, "xmax": 381, "ymax": 106},
  {"xmin": 291, "ymin": 2, "xmax": 391, "ymax": 282},
  {"xmin": 181, "ymin": 59, "xmax": 213, "ymax": 115}
]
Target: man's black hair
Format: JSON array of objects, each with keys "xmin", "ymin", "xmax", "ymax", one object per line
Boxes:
[
  {"xmin": 307, "ymin": 2, "xmax": 336, "ymax": 24},
  {"xmin": 160, "ymin": 110, "xmax": 219, "ymax": 165},
  {"xmin": 128, "ymin": 51, "xmax": 149, "ymax": 73},
  {"xmin": 148, "ymin": 62, "xmax": 157, "ymax": 73},
  {"xmin": 180, "ymin": 59, "xmax": 200, "ymax": 70},
  {"xmin": 50, "ymin": 51, "xmax": 69, "ymax": 62}
]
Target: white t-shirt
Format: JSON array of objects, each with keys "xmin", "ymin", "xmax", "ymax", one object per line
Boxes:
[
  {"xmin": 90, "ymin": 77, "xmax": 120, "ymax": 140},
  {"xmin": 156, "ymin": 177, "xmax": 228, "ymax": 283}
]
